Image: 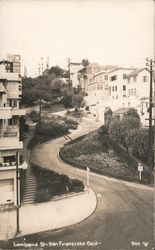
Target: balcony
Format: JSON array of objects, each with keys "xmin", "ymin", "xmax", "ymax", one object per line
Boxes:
[
  {"xmin": 12, "ymin": 108, "xmax": 25, "ymax": 116},
  {"xmin": 0, "ymin": 161, "xmax": 27, "ymax": 171},
  {"xmin": 0, "ymin": 137, "xmax": 23, "ymax": 150},
  {"xmin": 0, "ymin": 107, "xmax": 25, "ymax": 118},
  {"xmin": 0, "ymin": 107, "xmax": 12, "ymax": 119}
]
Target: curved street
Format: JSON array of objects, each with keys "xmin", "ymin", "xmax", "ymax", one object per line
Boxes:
[{"xmin": 30, "ymin": 118, "xmax": 154, "ymax": 250}]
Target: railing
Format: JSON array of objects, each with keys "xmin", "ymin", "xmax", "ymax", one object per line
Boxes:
[
  {"xmin": 0, "ymin": 162, "xmax": 16, "ymax": 167},
  {"xmin": 3, "ymin": 132, "xmax": 17, "ymax": 137}
]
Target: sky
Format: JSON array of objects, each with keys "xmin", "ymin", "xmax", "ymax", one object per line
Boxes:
[{"xmin": 0, "ymin": 0, "xmax": 154, "ymax": 77}]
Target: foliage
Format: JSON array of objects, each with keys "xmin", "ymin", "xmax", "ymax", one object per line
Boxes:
[
  {"xmin": 29, "ymin": 110, "xmax": 39, "ymax": 122},
  {"xmin": 132, "ymin": 129, "xmax": 149, "ymax": 162},
  {"xmin": 108, "ymin": 109, "xmax": 141, "ymax": 152},
  {"xmin": 21, "ymin": 66, "xmax": 68, "ymax": 107},
  {"xmin": 72, "ymin": 93, "xmax": 84, "ymax": 109},
  {"xmin": 36, "ymin": 121, "xmax": 69, "ymax": 138},
  {"xmin": 31, "ymin": 163, "xmax": 84, "ymax": 203},
  {"xmin": 51, "ymin": 78, "xmax": 65, "ymax": 91},
  {"xmin": 61, "ymin": 87, "xmax": 74, "ymax": 108},
  {"xmin": 19, "ymin": 116, "xmax": 29, "ymax": 140},
  {"xmin": 60, "ymin": 131, "xmax": 141, "ymax": 182},
  {"xmin": 82, "ymin": 59, "xmax": 89, "ymax": 67}
]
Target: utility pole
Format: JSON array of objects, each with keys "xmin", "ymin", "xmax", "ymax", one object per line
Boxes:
[
  {"xmin": 67, "ymin": 58, "xmax": 71, "ymax": 88},
  {"xmin": 38, "ymin": 63, "xmax": 41, "ymax": 76},
  {"xmin": 46, "ymin": 57, "xmax": 49, "ymax": 70},
  {"xmin": 39, "ymin": 99, "xmax": 42, "ymax": 128},
  {"xmin": 41, "ymin": 57, "xmax": 44, "ymax": 75},
  {"xmin": 16, "ymin": 151, "xmax": 20, "ymax": 234},
  {"xmin": 146, "ymin": 58, "xmax": 155, "ymax": 183}
]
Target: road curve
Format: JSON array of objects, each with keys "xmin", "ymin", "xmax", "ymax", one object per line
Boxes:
[{"xmin": 31, "ymin": 119, "xmax": 154, "ymax": 250}]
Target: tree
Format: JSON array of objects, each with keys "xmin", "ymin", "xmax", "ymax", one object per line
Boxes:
[
  {"xmin": 132, "ymin": 129, "xmax": 149, "ymax": 162},
  {"xmin": 123, "ymin": 108, "xmax": 140, "ymax": 128},
  {"xmin": 72, "ymin": 93, "xmax": 84, "ymax": 109},
  {"xmin": 51, "ymin": 78, "xmax": 65, "ymax": 90},
  {"xmin": 109, "ymin": 111, "xmax": 141, "ymax": 153},
  {"xmin": 108, "ymin": 118, "xmax": 124, "ymax": 144},
  {"xmin": 82, "ymin": 59, "xmax": 89, "ymax": 67},
  {"xmin": 61, "ymin": 87, "xmax": 74, "ymax": 108}
]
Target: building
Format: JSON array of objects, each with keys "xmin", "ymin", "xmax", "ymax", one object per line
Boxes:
[
  {"xmin": 69, "ymin": 62, "xmax": 82, "ymax": 88},
  {"xmin": 0, "ymin": 57, "xmax": 27, "ymax": 206},
  {"xmin": 77, "ymin": 63, "xmax": 103, "ymax": 93},
  {"xmin": 85, "ymin": 65, "xmax": 153, "ymax": 126},
  {"xmin": 6, "ymin": 54, "xmax": 21, "ymax": 74}
]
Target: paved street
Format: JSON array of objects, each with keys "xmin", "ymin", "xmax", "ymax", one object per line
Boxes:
[{"xmin": 30, "ymin": 118, "xmax": 154, "ymax": 250}]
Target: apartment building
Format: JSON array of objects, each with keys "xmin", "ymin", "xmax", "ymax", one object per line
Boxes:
[
  {"xmin": 87, "ymin": 70, "xmax": 109, "ymax": 106},
  {"xmin": 85, "ymin": 66, "xmax": 153, "ymax": 126},
  {"xmin": 77, "ymin": 63, "xmax": 103, "ymax": 93},
  {"xmin": 107, "ymin": 67, "xmax": 136, "ymax": 110},
  {"xmin": 0, "ymin": 56, "xmax": 27, "ymax": 205}
]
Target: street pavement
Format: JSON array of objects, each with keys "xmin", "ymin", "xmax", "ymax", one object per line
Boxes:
[{"xmin": 30, "ymin": 118, "xmax": 154, "ymax": 250}]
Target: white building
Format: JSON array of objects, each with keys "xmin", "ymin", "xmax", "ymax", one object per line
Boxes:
[
  {"xmin": 86, "ymin": 66, "xmax": 153, "ymax": 126},
  {"xmin": 69, "ymin": 62, "xmax": 83, "ymax": 88},
  {"xmin": 0, "ymin": 59, "xmax": 27, "ymax": 206}
]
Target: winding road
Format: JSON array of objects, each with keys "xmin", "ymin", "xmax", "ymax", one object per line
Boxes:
[{"xmin": 30, "ymin": 118, "xmax": 154, "ymax": 250}]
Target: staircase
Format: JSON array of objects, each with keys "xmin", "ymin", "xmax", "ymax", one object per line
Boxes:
[{"xmin": 21, "ymin": 166, "xmax": 37, "ymax": 205}]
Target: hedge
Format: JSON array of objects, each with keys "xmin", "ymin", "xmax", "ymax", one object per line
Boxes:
[{"xmin": 31, "ymin": 162, "xmax": 84, "ymax": 203}]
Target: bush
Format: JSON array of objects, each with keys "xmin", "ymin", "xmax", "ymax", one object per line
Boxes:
[
  {"xmin": 36, "ymin": 121, "xmax": 69, "ymax": 138},
  {"xmin": 70, "ymin": 179, "xmax": 84, "ymax": 192},
  {"xmin": 29, "ymin": 111, "xmax": 39, "ymax": 122},
  {"xmin": 31, "ymin": 163, "xmax": 84, "ymax": 203}
]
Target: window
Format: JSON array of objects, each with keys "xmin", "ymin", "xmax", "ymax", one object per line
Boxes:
[
  {"xmin": 115, "ymin": 86, "xmax": 117, "ymax": 91},
  {"xmin": 134, "ymin": 88, "xmax": 137, "ymax": 96},
  {"xmin": 112, "ymin": 87, "xmax": 115, "ymax": 92},
  {"xmin": 110, "ymin": 75, "xmax": 117, "ymax": 81},
  {"xmin": 123, "ymin": 74, "xmax": 127, "ymax": 79},
  {"xmin": 128, "ymin": 102, "xmax": 130, "ymax": 107},
  {"xmin": 105, "ymin": 75, "xmax": 108, "ymax": 81},
  {"xmin": 128, "ymin": 89, "xmax": 130, "ymax": 96},
  {"xmin": 134, "ymin": 76, "xmax": 137, "ymax": 82},
  {"xmin": 128, "ymin": 78, "xmax": 130, "ymax": 84},
  {"xmin": 8, "ymin": 119, "xmax": 13, "ymax": 126},
  {"xmin": 143, "ymin": 76, "xmax": 148, "ymax": 82},
  {"xmin": 123, "ymin": 85, "xmax": 126, "ymax": 91}
]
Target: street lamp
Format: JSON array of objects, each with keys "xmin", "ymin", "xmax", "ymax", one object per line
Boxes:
[
  {"xmin": 16, "ymin": 153, "xmax": 27, "ymax": 235},
  {"xmin": 16, "ymin": 151, "xmax": 20, "ymax": 234}
]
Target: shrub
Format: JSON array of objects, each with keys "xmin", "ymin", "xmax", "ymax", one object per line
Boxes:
[
  {"xmin": 70, "ymin": 179, "xmax": 84, "ymax": 192},
  {"xmin": 35, "ymin": 121, "xmax": 69, "ymax": 138},
  {"xmin": 29, "ymin": 111, "xmax": 39, "ymax": 122},
  {"xmin": 31, "ymin": 162, "xmax": 84, "ymax": 203}
]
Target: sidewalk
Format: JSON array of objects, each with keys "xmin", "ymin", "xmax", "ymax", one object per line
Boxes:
[
  {"xmin": 0, "ymin": 189, "xmax": 96, "ymax": 241},
  {"xmin": 20, "ymin": 188, "xmax": 96, "ymax": 236}
]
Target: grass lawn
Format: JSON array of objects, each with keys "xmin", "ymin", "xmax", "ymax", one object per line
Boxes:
[{"xmin": 60, "ymin": 130, "xmax": 149, "ymax": 184}]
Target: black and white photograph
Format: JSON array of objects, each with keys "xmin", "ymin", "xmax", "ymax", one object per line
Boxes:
[{"xmin": 0, "ymin": 0, "xmax": 154, "ymax": 249}]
